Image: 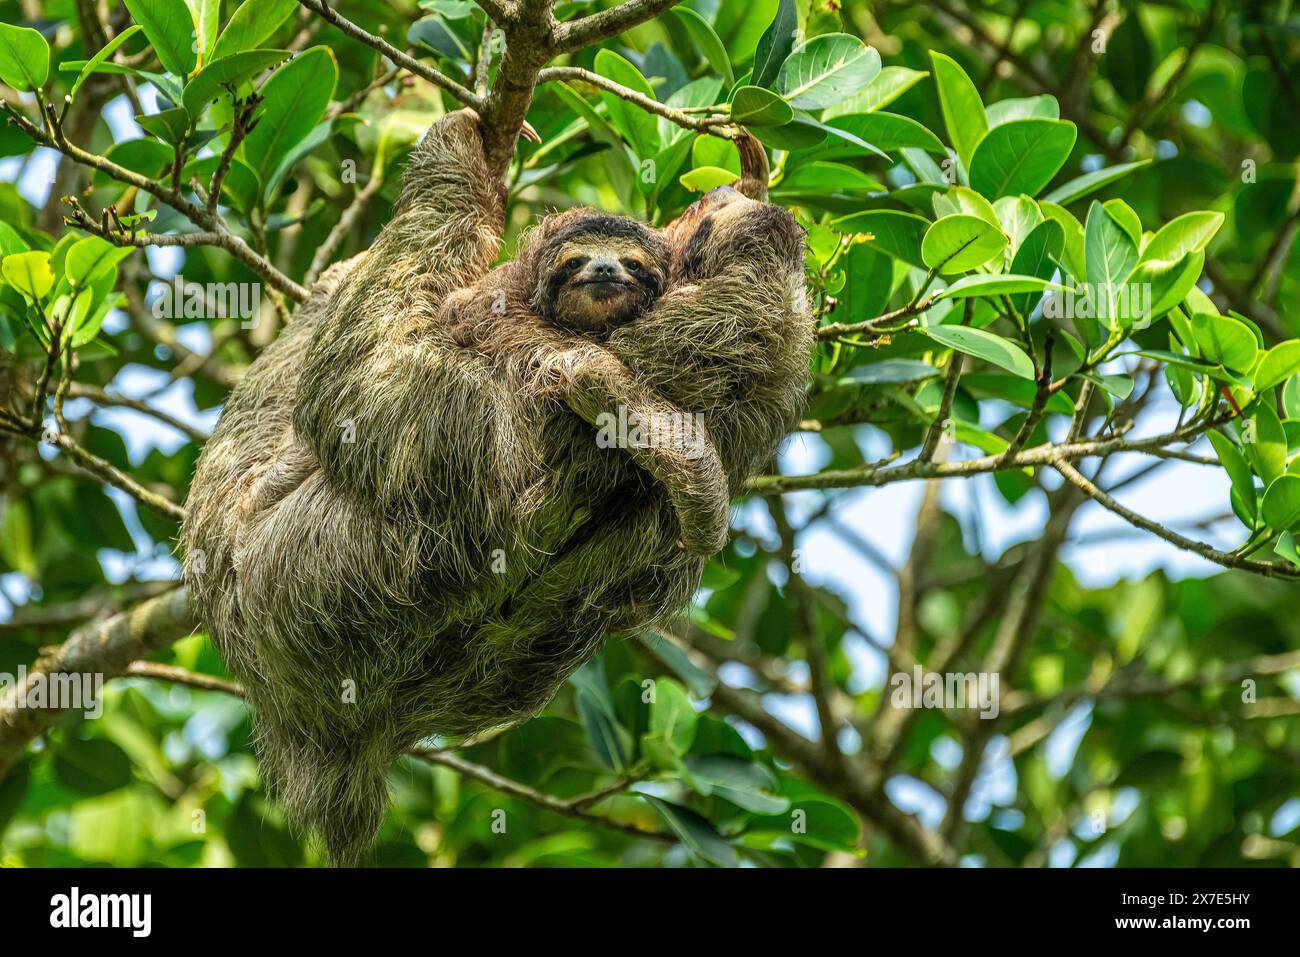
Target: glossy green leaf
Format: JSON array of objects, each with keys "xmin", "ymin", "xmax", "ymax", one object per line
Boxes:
[
  {"xmin": 241, "ymin": 46, "xmax": 337, "ymax": 195},
  {"xmin": 1190, "ymin": 312, "xmax": 1258, "ymax": 373},
  {"xmin": 1084, "ymin": 200, "xmax": 1138, "ymax": 326},
  {"xmin": 922, "ymin": 214, "xmax": 1006, "ymax": 274},
  {"xmin": 929, "ymin": 51, "xmax": 986, "ymax": 167},
  {"xmin": 644, "ymin": 796, "xmax": 736, "ymax": 866},
  {"xmin": 1261, "ymin": 475, "xmax": 1300, "ymax": 531},
  {"xmin": 0, "ymin": 21, "xmax": 49, "ymax": 91},
  {"xmin": 1043, "ymin": 160, "xmax": 1152, "ymax": 206},
  {"xmin": 1140, "ymin": 211, "xmax": 1224, "ymax": 265},
  {"xmin": 182, "ymin": 49, "xmax": 290, "ymax": 119},
  {"xmin": 1207, "ymin": 430, "xmax": 1257, "ymax": 523},
  {"xmin": 123, "ymin": 0, "xmax": 198, "ymax": 77},
  {"xmin": 1255, "ymin": 341, "xmax": 1300, "ymax": 393},
  {"xmin": 940, "ymin": 273, "xmax": 1065, "ymax": 299},
  {"xmin": 750, "ymin": 0, "xmax": 797, "ymax": 89},
  {"xmin": 212, "ymin": 0, "xmax": 298, "ymax": 60},
  {"xmin": 71, "ymin": 25, "xmax": 142, "ymax": 101},
  {"xmin": 778, "ymin": 34, "xmax": 880, "ymax": 110},
  {"xmin": 837, "ymin": 359, "xmax": 939, "ymax": 386},
  {"xmin": 730, "ymin": 85, "xmax": 794, "ymax": 126},
  {"xmin": 824, "ymin": 66, "xmax": 928, "ymax": 117},
  {"xmin": 594, "ymin": 49, "xmax": 660, "ymax": 159},
  {"xmin": 985, "ymin": 94, "xmax": 1059, "ymax": 126},
  {"xmin": 969, "ymin": 119, "xmax": 1076, "ymax": 199},
  {"xmin": 2, "ymin": 251, "xmax": 54, "ymax": 301},
  {"xmin": 923, "ymin": 324, "xmax": 1034, "ymax": 379},
  {"xmin": 672, "ymin": 7, "xmax": 734, "ymax": 89},
  {"xmin": 831, "ymin": 209, "xmax": 929, "ymax": 269}
]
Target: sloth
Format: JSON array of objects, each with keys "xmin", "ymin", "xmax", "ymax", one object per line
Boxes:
[{"xmin": 183, "ymin": 109, "xmax": 812, "ymax": 865}]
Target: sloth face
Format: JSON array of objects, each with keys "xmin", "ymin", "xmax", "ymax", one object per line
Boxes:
[{"xmin": 535, "ymin": 217, "xmax": 669, "ymax": 332}]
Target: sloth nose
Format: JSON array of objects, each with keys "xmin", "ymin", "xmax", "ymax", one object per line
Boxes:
[{"xmin": 590, "ymin": 260, "xmax": 620, "ymax": 279}]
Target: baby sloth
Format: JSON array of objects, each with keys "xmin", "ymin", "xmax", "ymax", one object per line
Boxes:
[
  {"xmin": 183, "ymin": 110, "xmax": 812, "ymax": 865},
  {"xmin": 534, "ymin": 217, "xmax": 669, "ymax": 332}
]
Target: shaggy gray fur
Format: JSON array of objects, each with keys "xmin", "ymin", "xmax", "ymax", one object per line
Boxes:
[{"xmin": 183, "ymin": 111, "xmax": 812, "ymax": 865}]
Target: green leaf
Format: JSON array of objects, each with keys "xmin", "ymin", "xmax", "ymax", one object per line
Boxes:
[
  {"xmin": 65, "ymin": 236, "xmax": 132, "ymax": 287},
  {"xmin": 830, "ymin": 209, "xmax": 929, "ymax": 269},
  {"xmin": 923, "ymin": 324, "xmax": 1034, "ymax": 379},
  {"xmin": 921, "ymin": 214, "xmax": 1006, "ymax": 274},
  {"xmin": 408, "ymin": 15, "xmax": 471, "ymax": 60},
  {"xmin": 189, "ymin": 0, "xmax": 220, "ymax": 67},
  {"xmin": 772, "ymin": 161, "xmax": 883, "ymax": 199},
  {"xmin": 1140, "ymin": 211, "xmax": 1224, "ymax": 266},
  {"xmin": 1130, "ymin": 251, "xmax": 1203, "ymax": 324},
  {"xmin": 1013, "ymin": 217, "xmax": 1066, "ymax": 317},
  {"xmin": 1244, "ymin": 400, "xmax": 1287, "ymax": 487},
  {"xmin": 1190, "ymin": 312, "xmax": 1258, "ymax": 373},
  {"xmin": 742, "ymin": 795, "xmax": 861, "ymax": 853},
  {"xmin": 644, "ymin": 796, "xmax": 737, "ymax": 867},
  {"xmin": 2, "ymin": 250, "xmax": 53, "ymax": 301},
  {"xmin": 648, "ymin": 678, "xmax": 698, "ymax": 757},
  {"xmin": 1207, "ymin": 430, "xmax": 1258, "ymax": 523},
  {"xmin": 969, "ymin": 118, "xmax": 1076, "ymax": 199},
  {"xmin": 123, "ymin": 0, "xmax": 199, "ymax": 77},
  {"xmin": 837, "ymin": 359, "xmax": 939, "ymax": 386},
  {"xmin": 593, "ymin": 49, "xmax": 660, "ymax": 159},
  {"xmin": 672, "ymin": 7, "xmax": 733, "ymax": 88},
  {"xmin": 730, "ymin": 84, "xmax": 794, "ymax": 126},
  {"xmin": 0, "ymin": 21, "xmax": 49, "ymax": 91},
  {"xmin": 1261, "ymin": 475, "xmax": 1300, "ymax": 532},
  {"xmin": 939, "ymin": 274, "xmax": 1065, "ymax": 299},
  {"xmin": 804, "ymin": 112, "xmax": 943, "ymax": 156},
  {"xmin": 1042, "ymin": 159, "xmax": 1152, "ymax": 206},
  {"xmin": 571, "ymin": 662, "xmax": 630, "ymax": 772},
  {"xmin": 241, "ymin": 47, "xmax": 337, "ymax": 196},
  {"xmin": 212, "ymin": 0, "xmax": 298, "ymax": 60},
  {"xmin": 824, "ymin": 65, "xmax": 928, "ymax": 117},
  {"xmin": 71, "ymin": 25, "xmax": 142, "ymax": 101},
  {"xmin": 682, "ymin": 756, "xmax": 789, "ymax": 814},
  {"xmin": 53, "ymin": 738, "xmax": 133, "ymax": 796},
  {"xmin": 182, "ymin": 49, "xmax": 291, "ymax": 119},
  {"xmin": 639, "ymin": 632, "xmax": 718, "ymax": 699},
  {"xmin": 135, "ymin": 105, "xmax": 191, "ymax": 145},
  {"xmin": 751, "ymin": 0, "xmax": 797, "ymax": 89},
  {"xmin": 933, "ymin": 185, "xmax": 999, "ymax": 227},
  {"xmin": 1255, "ymin": 342, "xmax": 1300, "ymax": 393},
  {"xmin": 985, "ymin": 94, "xmax": 1059, "ymax": 126},
  {"xmin": 929, "ymin": 51, "xmax": 986, "ymax": 168},
  {"xmin": 777, "ymin": 34, "xmax": 880, "ymax": 110},
  {"xmin": 1084, "ymin": 200, "xmax": 1138, "ymax": 325},
  {"xmin": 1039, "ymin": 200, "xmax": 1085, "ymax": 280},
  {"xmin": 680, "ymin": 165, "xmax": 738, "ymax": 192},
  {"xmin": 1276, "ymin": 531, "xmax": 1300, "ymax": 568}
]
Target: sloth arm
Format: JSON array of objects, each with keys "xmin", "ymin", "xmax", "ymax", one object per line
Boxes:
[
  {"xmin": 546, "ymin": 345, "xmax": 731, "ymax": 556},
  {"xmin": 289, "ymin": 110, "xmax": 507, "ymax": 506}
]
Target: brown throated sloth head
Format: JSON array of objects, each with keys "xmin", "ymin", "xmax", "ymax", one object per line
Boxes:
[
  {"xmin": 665, "ymin": 184, "xmax": 806, "ymax": 283},
  {"xmin": 528, "ymin": 214, "xmax": 671, "ymax": 332}
]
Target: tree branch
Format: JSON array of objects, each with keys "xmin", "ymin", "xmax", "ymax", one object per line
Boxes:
[{"xmin": 0, "ymin": 587, "xmax": 195, "ymax": 778}]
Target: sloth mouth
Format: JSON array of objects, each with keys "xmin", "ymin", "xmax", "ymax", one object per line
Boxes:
[{"xmin": 574, "ymin": 279, "xmax": 635, "ymax": 296}]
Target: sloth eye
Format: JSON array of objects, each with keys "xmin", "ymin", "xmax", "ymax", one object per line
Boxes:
[
  {"xmin": 623, "ymin": 260, "xmax": 643, "ymax": 273},
  {"xmin": 564, "ymin": 257, "xmax": 585, "ymax": 270}
]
